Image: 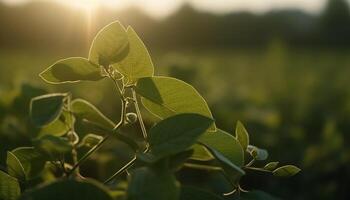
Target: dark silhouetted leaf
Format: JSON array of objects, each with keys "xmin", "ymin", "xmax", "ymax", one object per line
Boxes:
[
  {"xmin": 33, "ymin": 135, "xmax": 72, "ymax": 160},
  {"xmin": 30, "ymin": 93, "xmax": 67, "ymax": 126},
  {"xmin": 12, "ymin": 147, "xmax": 46, "ymax": 180},
  {"xmin": 127, "ymin": 167, "xmax": 180, "ymax": 200},
  {"xmin": 180, "ymin": 186, "xmax": 224, "ymax": 200}
]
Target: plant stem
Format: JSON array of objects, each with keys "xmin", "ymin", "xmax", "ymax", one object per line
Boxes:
[
  {"xmin": 67, "ymin": 92, "xmax": 127, "ymax": 176},
  {"xmin": 132, "ymin": 88, "xmax": 148, "ymax": 140},
  {"xmin": 66, "ymin": 94, "xmax": 80, "ymax": 177},
  {"xmin": 103, "ymin": 156, "xmax": 137, "ymax": 184}
]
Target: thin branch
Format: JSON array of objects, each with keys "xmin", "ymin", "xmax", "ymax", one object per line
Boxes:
[
  {"xmin": 132, "ymin": 88, "xmax": 148, "ymax": 140},
  {"xmin": 104, "ymin": 156, "xmax": 137, "ymax": 184}
]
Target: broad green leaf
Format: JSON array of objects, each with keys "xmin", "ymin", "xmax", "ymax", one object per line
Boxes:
[
  {"xmin": 235, "ymin": 121, "xmax": 249, "ymax": 151},
  {"xmin": 40, "ymin": 57, "xmax": 104, "ymax": 84},
  {"xmin": 127, "ymin": 167, "xmax": 180, "ymax": 200},
  {"xmin": 38, "ymin": 110, "xmax": 73, "ymax": 138},
  {"xmin": 180, "ymin": 186, "xmax": 224, "ymax": 200},
  {"xmin": 149, "ymin": 113, "xmax": 213, "ymax": 159},
  {"xmin": 30, "ymin": 93, "xmax": 67, "ymax": 126},
  {"xmin": 33, "ymin": 135, "xmax": 72, "ymax": 160},
  {"xmin": 80, "ymin": 134, "xmax": 103, "ymax": 148},
  {"xmin": 19, "ymin": 179, "xmax": 113, "ymax": 200},
  {"xmin": 12, "ymin": 147, "xmax": 46, "ymax": 180},
  {"xmin": 0, "ymin": 170, "xmax": 21, "ymax": 200},
  {"xmin": 71, "ymin": 99, "xmax": 115, "ymax": 130},
  {"xmin": 240, "ymin": 190, "xmax": 280, "ymax": 200},
  {"xmin": 191, "ymin": 144, "xmax": 214, "ymax": 161},
  {"xmin": 201, "ymin": 143, "xmax": 245, "ymax": 185},
  {"xmin": 6, "ymin": 152, "xmax": 26, "ymax": 181},
  {"xmin": 136, "ymin": 76, "xmax": 216, "ymax": 131},
  {"xmin": 272, "ymin": 165, "xmax": 300, "ymax": 177},
  {"xmin": 247, "ymin": 145, "xmax": 268, "ymax": 161},
  {"xmin": 264, "ymin": 162, "xmax": 279, "ymax": 171},
  {"xmin": 199, "ymin": 129, "xmax": 244, "ymax": 166},
  {"xmin": 113, "ymin": 27, "xmax": 154, "ymax": 84},
  {"xmin": 89, "ymin": 21, "xmax": 129, "ymax": 66}
]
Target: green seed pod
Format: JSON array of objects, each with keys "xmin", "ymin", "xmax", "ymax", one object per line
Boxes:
[{"xmin": 126, "ymin": 112, "xmax": 138, "ymax": 124}]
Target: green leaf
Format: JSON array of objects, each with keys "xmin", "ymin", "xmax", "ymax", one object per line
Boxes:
[
  {"xmin": 247, "ymin": 145, "xmax": 268, "ymax": 161},
  {"xmin": 180, "ymin": 186, "xmax": 224, "ymax": 200},
  {"xmin": 6, "ymin": 152, "xmax": 26, "ymax": 181},
  {"xmin": 263, "ymin": 162, "xmax": 279, "ymax": 171},
  {"xmin": 38, "ymin": 118, "xmax": 69, "ymax": 138},
  {"xmin": 40, "ymin": 57, "xmax": 104, "ymax": 84},
  {"xmin": 30, "ymin": 93, "xmax": 67, "ymax": 126},
  {"xmin": 136, "ymin": 76, "xmax": 216, "ymax": 131},
  {"xmin": 272, "ymin": 165, "xmax": 301, "ymax": 177},
  {"xmin": 71, "ymin": 99, "xmax": 115, "ymax": 130},
  {"xmin": 235, "ymin": 121, "xmax": 249, "ymax": 151},
  {"xmin": 89, "ymin": 21, "xmax": 129, "ymax": 66},
  {"xmin": 191, "ymin": 144, "xmax": 214, "ymax": 161},
  {"xmin": 127, "ymin": 167, "xmax": 180, "ymax": 200},
  {"xmin": 33, "ymin": 135, "xmax": 72, "ymax": 160},
  {"xmin": 80, "ymin": 134, "xmax": 103, "ymax": 148},
  {"xmin": 19, "ymin": 179, "xmax": 113, "ymax": 200},
  {"xmin": 113, "ymin": 27, "xmax": 154, "ymax": 84},
  {"xmin": 11, "ymin": 147, "xmax": 46, "ymax": 180},
  {"xmin": 0, "ymin": 170, "xmax": 21, "ymax": 200},
  {"xmin": 38, "ymin": 111, "xmax": 73, "ymax": 138},
  {"xmin": 201, "ymin": 143, "xmax": 245, "ymax": 185},
  {"xmin": 199, "ymin": 129, "xmax": 244, "ymax": 166},
  {"xmin": 149, "ymin": 113, "xmax": 213, "ymax": 159}
]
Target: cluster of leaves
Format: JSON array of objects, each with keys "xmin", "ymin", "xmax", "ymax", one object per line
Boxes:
[{"xmin": 0, "ymin": 21, "xmax": 300, "ymax": 200}]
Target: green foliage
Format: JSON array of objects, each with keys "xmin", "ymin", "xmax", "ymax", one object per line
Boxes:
[
  {"xmin": 89, "ymin": 21, "xmax": 129, "ymax": 67},
  {"xmin": 71, "ymin": 99, "xmax": 115, "ymax": 130},
  {"xmin": 11, "ymin": 147, "xmax": 46, "ymax": 180},
  {"xmin": 199, "ymin": 129, "xmax": 244, "ymax": 166},
  {"xmin": 33, "ymin": 135, "xmax": 72, "ymax": 159},
  {"xmin": 273, "ymin": 165, "xmax": 301, "ymax": 177},
  {"xmin": 30, "ymin": 93, "xmax": 67, "ymax": 126},
  {"xmin": 235, "ymin": 121, "xmax": 249, "ymax": 151},
  {"xmin": 113, "ymin": 27, "xmax": 154, "ymax": 84},
  {"xmin": 148, "ymin": 113, "xmax": 213, "ymax": 160},
  {"xmin": 6, "ymin": 151, "xmax": 26, "ymax": 181},
  {"xmin": 247, "ymin": 145, "xmax": 269, "ymax": 161},
  {"xmin": 127, "ymin": 167, "xmax": 180, "ymax": 200},
  {"xmin": 4, "ymin": 20, "xmax": 300, "ymax": 200},
  {"xmin": 136, "ymin": 76, "xmax": 216, "ymax": 130},
  {"xmin": 0, "ymin": 170, "xmax": 20, "ymax": 200},
  {"xmin": 80, "ymin": 134, "xmax": 103, "ymax": 148},
  {"xmin": 39, "ymin": 57, "xmax": 104, "ymax": 84},
  {"xmin": 19, "ymin": 179, "xmax": 113, "ymax": 200},
  {"xmin": 263, "ymin": 162, "xmax": 280, "ymax": 171},
  {"xmin": 180, "ymin": 186, "xmax": 224, "ymax": 200}
]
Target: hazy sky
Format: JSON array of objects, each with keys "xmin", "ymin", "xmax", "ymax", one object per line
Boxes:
[{"xmin": 0, "ymin": 0, "xmax": 333, "ymax": 18}]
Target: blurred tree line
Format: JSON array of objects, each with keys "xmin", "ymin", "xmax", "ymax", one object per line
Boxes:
[{"xmin": 0, "ymin": 0, "xmax": 350, "ymax": 50}]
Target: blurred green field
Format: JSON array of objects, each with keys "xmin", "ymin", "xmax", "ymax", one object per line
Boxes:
[{"xmin": 1, "ymin": 43, "xmax": 350, "ymax": 199}]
